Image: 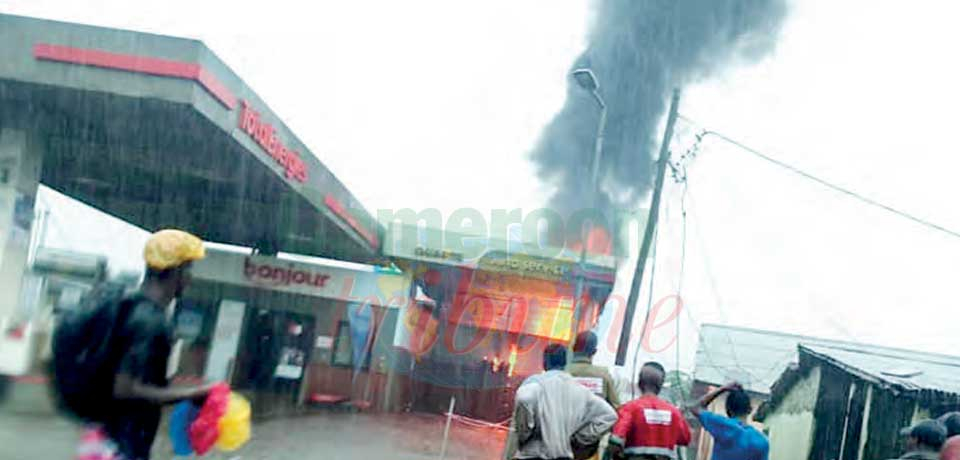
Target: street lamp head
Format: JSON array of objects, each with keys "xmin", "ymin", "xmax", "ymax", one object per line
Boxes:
[{"xmin": 572, "ymin": 68, "xmax": 599, "ymax": 92}]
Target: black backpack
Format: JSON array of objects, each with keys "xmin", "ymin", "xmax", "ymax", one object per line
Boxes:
[{"xmin": 49, "ymin": 284, "xmax": 143, "ymax": 422}]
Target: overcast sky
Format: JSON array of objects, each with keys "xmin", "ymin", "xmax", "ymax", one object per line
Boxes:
[{"xmin": 6, "ymin": 0, "xmax": 960, "ymax": 373}]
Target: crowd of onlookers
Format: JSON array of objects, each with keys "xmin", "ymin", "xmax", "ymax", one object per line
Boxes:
[
  {"xmin": 504, "ymin": 330, "xmax": 960, "ymax": 460},
  {"xmin": 504, "ymin": 331, "xmax": 768, "ymax": 460}
]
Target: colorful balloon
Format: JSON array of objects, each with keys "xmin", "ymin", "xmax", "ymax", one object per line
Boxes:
[
  {"xmin": 189, "ymin": 383, "xmax": 230, "ymax": 455},
  {"xmin": 169, "ymin": 401, "xmax": 197, "ymax": 456},
  {"xmin": 216, "ymin": 393, "xmax": 252, "ymax": 452}
]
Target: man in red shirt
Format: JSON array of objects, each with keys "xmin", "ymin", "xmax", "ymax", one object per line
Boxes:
[{"xmin": 606, "ymin": 362, "xmax": 691, "ymax": 460}]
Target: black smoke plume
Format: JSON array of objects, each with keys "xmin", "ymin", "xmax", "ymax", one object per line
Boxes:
[{"xmin": 531, "ymin": 0, "xmax": 788, "ymax": 245}]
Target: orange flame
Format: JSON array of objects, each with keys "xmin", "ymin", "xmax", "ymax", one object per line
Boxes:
[{"xmin": 569, "ymin": 226, "xmax": 613, "ymax": 255}]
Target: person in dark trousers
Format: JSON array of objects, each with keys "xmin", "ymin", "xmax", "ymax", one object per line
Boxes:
[
  {"xmin": 567, "ymin": 331, "xmax": 621, "ymax": 409},
  {"xmin": 506, "ymin": 344, "xmax": 617, "ymax": 460},
  {"xmin": 607, "ymin": 361, "xmax": 691, "ymax": 460},
  {"xmin": 688, "ymin": 382, "xmax": 767, "ymax": 460},
  {"xmin": 888, "ymin": 420, "xmax": 946, "ymax": 460},
  {"xmin": 101, "ymin": 229, "xmax": 216, "ymax": 459}
]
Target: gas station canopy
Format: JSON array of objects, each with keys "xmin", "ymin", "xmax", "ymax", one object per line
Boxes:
[{"xmin": 0, "ymin": 14, "xmax": 382, "ymax": 263}]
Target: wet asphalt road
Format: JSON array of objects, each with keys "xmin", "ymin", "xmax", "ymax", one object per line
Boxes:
[{"xmin": 0, "ymin": 411, "xmax": 507, "ymax": 459}]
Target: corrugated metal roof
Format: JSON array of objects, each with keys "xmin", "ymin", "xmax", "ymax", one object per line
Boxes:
[
  {"xmin": 800, "ymin": 343, "xmax": 960, "ymax": 394},
  {"xmin": 693, "ymin": 324, "xmax": 858, "ymax": 394},
  {"xmin": 694, "ymin": 324, "xmax": 960, "ymax": 396}
]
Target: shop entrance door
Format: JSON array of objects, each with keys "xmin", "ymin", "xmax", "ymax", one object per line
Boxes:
[{"xmin": 238, "ymin": 307, "xmax": 315, "ymax": 417}]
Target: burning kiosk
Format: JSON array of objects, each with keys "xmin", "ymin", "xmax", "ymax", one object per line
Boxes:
[{"xmin": 384, "ymin": 223, "xmax": 617, "ymax": 421}]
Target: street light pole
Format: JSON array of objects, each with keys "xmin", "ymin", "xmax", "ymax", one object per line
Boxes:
[
  {"xmin": 570, "ymin": 69, "xmax": 607, "ymax": 345},
  {"xmin": 590, "ymin": 91, "xmax": 607, "ymax": 188}
]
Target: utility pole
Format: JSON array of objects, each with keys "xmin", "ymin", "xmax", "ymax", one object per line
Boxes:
[{"xmin": 615, "ymin": 89, "xmax": 680, "ymax": 365}]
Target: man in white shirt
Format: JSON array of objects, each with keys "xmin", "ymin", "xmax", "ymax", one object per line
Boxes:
[{"xmin": 507, "ymin": 343, "xmax": 618, "ymax": 460}]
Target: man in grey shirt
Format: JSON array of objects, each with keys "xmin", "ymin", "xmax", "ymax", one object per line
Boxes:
[{"xmin": 507, "ymin": 343, "xmax": 617, "ymax": 460}]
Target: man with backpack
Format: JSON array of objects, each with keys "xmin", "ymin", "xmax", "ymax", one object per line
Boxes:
[{"xmin": 55, "ymin": 229, "xmax": 216, "ymax": 459}]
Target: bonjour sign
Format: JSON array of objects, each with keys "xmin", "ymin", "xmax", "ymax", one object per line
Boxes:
[{"xmin": 243, "ymin": 258, "xmax": 331, "ymax": 288}]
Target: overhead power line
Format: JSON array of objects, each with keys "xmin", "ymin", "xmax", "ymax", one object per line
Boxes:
[
  {"xmin": 682, "ymin": 183, "xmax": 772, "ymax": 387},
  {"xmin": 678, "ymin": 115, "xmax": 960, "ymax": 241}
]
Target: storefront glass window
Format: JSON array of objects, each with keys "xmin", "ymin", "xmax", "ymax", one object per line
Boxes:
[{"xmin": 331, "ymin": 320, "xmax": 353, "ymax": 367}]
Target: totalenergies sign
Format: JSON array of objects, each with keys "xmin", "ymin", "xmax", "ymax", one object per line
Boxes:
[{"xmin": 238, "ymin": 100, "xmax": 308, "ymax": 183}]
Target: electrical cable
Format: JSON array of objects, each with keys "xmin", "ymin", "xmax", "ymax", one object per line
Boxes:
[
  {"xmin": 683, "ymin": 185, "xmax": 764, "ymax": 387},
  {"xmin": 682, "ymin": 189, "xmax": 728, "ymax": 325},
  {"xmin": 683, "ymin": 123, "xmax": 873, "ymax": 348},
  {"xmin": 683, "ymin": 177, "xmax": 862, "ymax": 391},
  {"xmin": 678, "ymin": 115, "xmax": 960, "ymax": 241},
  {"xmin": 675, "ymin": 190, "xmax": 702, "ymax": 334},
  {"xmin": 671, "ymin": 157, "xmax": 872, "ymax": 388},
  {"xmin": 678, "ymin": 178, "xmax": 767, "ymax": 397},
  {"xmin": 674, "ymin": 140, "xmax": 857, "ymax": 360},
  {"xmin": 669, "ymin": 183, "xmax": 728, "ymax": 381},
  {"xmin": 676, "ymin": 178, "xmax": 688, "ymax": 383}
]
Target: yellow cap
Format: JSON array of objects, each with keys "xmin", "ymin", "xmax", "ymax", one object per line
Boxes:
[{"xmin": 143, "ymin": 229, "xmax": 205, "ymax": 270}]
